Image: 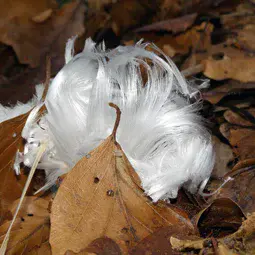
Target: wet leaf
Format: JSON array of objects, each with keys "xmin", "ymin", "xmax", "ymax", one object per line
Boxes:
[
  {"xmin": 50, "ymin": 134, "xmax": 194, "ymax": 254},
  {"xmin": 0, "ymin": 0, "xmax": 85, "ymax": 67},
  {"xmin": 0, "ymin": 197, "xmax": 50, "ymax": 255}
]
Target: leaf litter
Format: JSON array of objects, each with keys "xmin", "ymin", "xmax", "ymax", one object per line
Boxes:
[{"xmin": 0, "ymin": 0, "xmax": 255, "ymax": 254}]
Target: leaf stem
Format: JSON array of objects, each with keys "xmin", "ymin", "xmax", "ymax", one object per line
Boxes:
[{"xmin": 109, "ymin": 103, "xmax": 121, "ymax": 142}]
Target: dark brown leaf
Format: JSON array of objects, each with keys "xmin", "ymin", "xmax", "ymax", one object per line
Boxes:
[
  {"xmin": 0, "ymin": 0, "xmax": 85, "ymax": 67},
  {"xmin": 195, "ymin": 198, "xmax": 245, "ymax": 238},
  {"xmin": 134, "ymin": 13, "xmax": 197, "ymax": 34}
]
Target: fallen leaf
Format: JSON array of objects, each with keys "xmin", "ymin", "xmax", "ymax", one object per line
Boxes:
[
  {"xmin": 181, "ymin": 43, "xmax": 250, "ymax": 72},
  {"xmin": 0, "ymin": 197, "xmax": 50, "ymax": 255},
  {"xmin": 0, "ymin": 0, "xmax": 85, "ymax": 67},
  {"xmin": 220, "ymin": 109, "xmax": 255, "ymax": 160},
  {"xmin": 134, "ymin": 13, "xmax": 197, "ymax": 34},
  {"xmin": 88, "ymin": 0, "xmax": 115, "ymax": 10},
  {"xmin": 110, "ymin": 1, "xmax": 158, "ymax": 35},
  {"xmin": 50, "ymin": 105, "xmax": 194, "ymax": 254},
  {"xmin": 224, "ymin": 108, "xmax": 255, "ymax": 127},
  {"xmin": 232, "ymin": 158, "xmax": 255, "ymax": 171},
  {"xmin": 170, "ymin": 212, "xmax": 255, "ymax": 255},
  {"xmin": 130, "ymin": 225, "xmax": 193, "ymax": 255},
  {"xmin": 221, "ymin": 3, "xmax": 255, "ymax": 30},
  {"xmin": 0, "ymin": 114, "xmax": 29, "ymax": 223},
  {"xmin": 195, "ymin": 198, "xmax": 245, "ymax": 238},
  {"xmin": 139, "ymin": 22, "xmax": 213, "ymax": 57},
  {"xmin": 203, "ymin": 56, "xmax": 255, "ymax": 82},
  {"xmin": 211, "ymin": 136, "xmax": 233, "ymax": 178},
  {"xmin": 85, "ymin": 237, "xmax": 122, "ymax": 255},
  {"xmin": 232, "ymin": 25, "xmax": 255, "ymax": 52},
  {"xmin": 211, "ymin": 168, "xmax": 255, "ymax": 215},
  {"xmin": 202, "ymin": 80, "xmax": 255, "ymax": 105},
  {"xmin": 27, "ymin": 242, "xmax": 52, "ymax": 255}
]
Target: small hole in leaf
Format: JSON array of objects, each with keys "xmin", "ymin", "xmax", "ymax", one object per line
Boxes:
[
  {"xmin": 94, "ymin": 177, "xmax": 100, "ymax": 183},
  {"xmin": 21, "ymin": 217, "xmax": 25, "ymax": 222},
  {"xmin": 212, "ymin": 52, "xmax": 224, "ymax": 60},
  {"xmin": 106, "ymin": 190, "xmax": 114, "ymax": 197},
  {"xmin": 27, "ymin": 213, "xmax": 34, "ymax": 217}
]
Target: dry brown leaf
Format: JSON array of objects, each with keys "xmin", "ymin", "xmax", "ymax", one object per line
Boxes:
[
  {"xmin": 220, "ymin": 109, "xmax": 255, "ymax": 160},
  {"xmin": 134, "ymin": 13, "xmax": 197, "ymax": 34},
  {"xmin": 211, "ymin": 136, "xmax": 233, "ymax": 178},
  {"xmin": 170, "ymin": 212, "xmax": 255, "ymax": 255},
  {"xmin": 84, "ymin": 237, "xmax": 121, "ymax": 255},
  {"xmin": 232, "ymin": 158, "xmax": 255, "ymax": 171},
  {"xmin": 0, "ymin": 197, "xmax": 50, "ymax": 254},
  {"xmin": 88, "ymin": 0, "xmax": 115, "ymax": 10},
  {"xmin": 50, "ymin": 105, "xmax": 193, "ymax": 254},
  {"xmin": 224, "ymin": 108, "xmax": 255, "ymax": 127},
  {"xmin": 221, "ymin": 3, "xmax": 255, "ymax": 29},
  {"xmin": 27, "ymin": 242, "xmax": 52, "ymax": 255},
  {"xmin": 139, "ymin": 22, "xmax": 213, "ymax": 58},
  {"xmin": 195, "ymin": 198, "xmax": 245, "ymax": 238},
  {"xmin": 110, "ymin": 1, "xmax": 158, "ymax": 35},
  {"xmin": 130, "ymin": 225, "xmax": 193, "ymax": 255},
  {"xmin": 181, "ymin": 41, "xmax": 246, "ymax": 70},
  {"xmin": 233, "ymin": 24, "xmax": 255, "ymax": 52},
  {"xmin": 203, "ymin": 56, "xmax": 255, "ymax": 82},
  {"xmin": 0, "ymin": 0, "xmax": 85, "ymax": 67},
  {"xmin": 170, "ymin": 236, "xmax": 240, "ymax": 254},
  {"xmin": 202, "ymin": 80, "xmax": 255, "ymax": 105},
  {"xmin": 0, "ymin": 114, "xmax": 29, "ymax": 223},
  {"xmin": 212, "ymin": 169, "xmax": 255, "ymax": 216}
]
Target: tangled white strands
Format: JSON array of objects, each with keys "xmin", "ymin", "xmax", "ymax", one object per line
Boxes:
[{"xmin": 2, "ymin": 38, "xmax": 215, "ymax": 202}]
